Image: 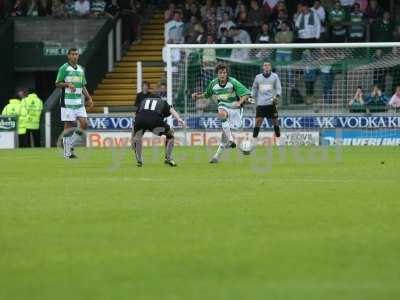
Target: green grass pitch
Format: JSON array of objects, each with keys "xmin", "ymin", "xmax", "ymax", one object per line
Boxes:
[{"xmin": 1, "ymin": 146, "xmax": 400, "ymax": 300}]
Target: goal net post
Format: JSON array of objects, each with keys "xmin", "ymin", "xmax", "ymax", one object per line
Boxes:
[{"xmin": 165, "ymin": 42, "xmax": 400, "ymax": 147}]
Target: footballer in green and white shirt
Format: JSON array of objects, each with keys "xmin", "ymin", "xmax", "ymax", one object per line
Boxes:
[
  {"xmin": 55, "ymin": 48, "xmax": 93, "ymax": 159},
  {"xmin": 192, "ymin": 63, "xmax": 251, "ymax": 163}
]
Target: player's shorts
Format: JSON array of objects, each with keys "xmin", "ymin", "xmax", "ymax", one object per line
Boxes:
[
  {"xmin": 61, "ymin": 106, "xmax": 87, "ymax": 122},
  {"xmin": 256, "ymin": 104, "xmax": 278, "ymax": 119},
  {"xmin": 218, "ymin": 106, "xmax": 243, "ymax": 130},
  {"xmin": 134, "ymin": 112, "xmax": 171, "ymax": 136}
]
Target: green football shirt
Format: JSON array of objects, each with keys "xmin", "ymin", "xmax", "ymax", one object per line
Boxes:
[
  {"xmin": 204, "ymin": 77, "xmax": 250, "ymax": 109},
  {"xmin": 56, "ymin": 63, "xmax": 87, "ymax": 109}
]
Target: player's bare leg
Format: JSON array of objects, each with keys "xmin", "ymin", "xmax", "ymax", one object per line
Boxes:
[
  {"xmin": 164, "ymin": 129, "xmax": 177, "ymax": 167},
  {"xmin": 132, "ymin": 129, "xmax": 143, "ymax": 167}
]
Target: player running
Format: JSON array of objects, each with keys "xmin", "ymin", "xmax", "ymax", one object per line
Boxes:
[
  {"xmin": 133, "ymin": 95, "xmax": 185, "ymax": 167},
  {"xmin": 192, "ymin": 63, "xmax": 252, "ymax": 163},
  {"xmin": 251, "ymin": 62, "xmax": 282, "ymax": 147},
  {"xmin": 55, "ymin": 48, "xmax": 93, "ymax": 159}
]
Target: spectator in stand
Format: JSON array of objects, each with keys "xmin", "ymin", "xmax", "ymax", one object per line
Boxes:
[
  {"xmin": 349, "ymin": 86, "xmax": 365, "ymax": 112},
  {"xmin": 263, "ymin": 0, "xmax": 280, "ymax": 16},
  {"xmin": 75, "ymin": 0, "xmax": 90, "ymax": 17},
  {"xmin": 339, "ymin": 0, "xmax": 354, "ymax": 20},
  {"xmin": 370, "ymin": 11, "xmax": 394, "ymax": 42},
  {"xmin": 270, "ymin": 1, "xmax": 287, "ymax": 22},
  {"xmin": 275, "ymin": 21, "xmax": 294, "ymax": 62},
  {"xmin": 201, "ymin": 0, "xmax": 216, "ymax": 21},
  {"xmin": 64, "ymin": 0, "xmax": 75, "ymax": 16},
  {"xmin": 271, "ymin": 8, "xmax": 292, "ymax": 36},
  {"xmin": 11, "ymin": 0, "xmax": 27, "ymax": 16},
  {"xmin": 247, "ymin": 0, "xmax": 265, "ymax": 30},
  {"xmin": 51, "ymin": 0, "xmax": 66, "ymax": 17},
  {"xmin": 41, "ymin": 0, "xmax": 52, "ymax": 16},
  {"xmin": 354, "ymin": 0, "xmax": 367, "ymax": 12},
  {"xmin": 233, "ymin": 0, "xmax": 244, "ymax": 18},
  {"xmin": 204, "ymin": 11, "xmax": 218, "ymax": 37},
  {"xmin": 218, "ymin": 12, "xmax": 235, "ymax": 39},
  {"xmin": 293, "ymin": 3, "xmax": 302, "ymax": 24},
  {"xmin": 348, "ymin": 2, "xmax": 366, "ymax": 42},
  {"xmin": 105, "ymin": 0, "xmax": 121, "ymax": 18},
  {"xmin": 255, "ymin": 22, "xmax": 272, "ymax": 44},
  {"xmin": 183, "ymin": 15, "xmax": 199, "ymax": 41},
  {"xmin": 216, "ymin": 0, "xmax": 233, "ymax": 22},
  {"xmin": 236, "ymin": 10, "xmax": 250, "ymax": 33},
  {"xmin": 329, "ymin": 1, "xmax": 347, "ymax": 43},
  {"xmin": 120, "ymin": 0, "xmax": 142, "ymax": 45},
  {"xmin": 165, "ymin": 10, "xmax": 184, "ymax": 44},
  {"xmin": 312, "ymin": 0, "xmax": 326, "ymax": 41},
  {"xmin": 389, "ymin": 86, "xmax": 400, "ymax": 109},
  {"xmin": 218, "ymin": 27, "xmax": 233, "ymax": 43},
  {"xmin": 26, "ymin": 0, "xmax": 44, "ymax": 16},
  {"xmin": 188, "ymin": 22, "xmax": 206, "ymax": 44},
  {"xmin": 230, "ymin": 25, "xmax": 251, "ymax": 44},
  {"xmin": 365, "ymin": 85, "xmax": 389, "ymax": 113},
  {"xmin": 182, "ymin": 0, "xmax": 193, "ymax": 22},
  {"xmin": 184, "ymin": 2, "xmax": 201, "ymax": 23},
  {"xmin": 319, "ymin": 49, "xmax": 335, "ymax": 103},
  {"xmin": 366, "ymin": 0, "xmax": 382, "ymax": 24},
  {"xmin": 164, "ymin": 3, "xmax": 175, "ymax": 23},
  {"xmin": 234, "ymin": 2, "xmax": 246, "ymax": 20},
  {"xmin": 295, "ymin": 3, "xmax": 321, "ymax": 43},
  {"xmin": 91, "ymin": 0, "xmax": 106, "ymax": 17}
]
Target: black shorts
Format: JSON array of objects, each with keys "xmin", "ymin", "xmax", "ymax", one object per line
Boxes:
[
  {"xmin": 256, "ymin": 105, "xmax": 278, "ymax": 119},
  {"xmin": 134, "ymin": 112, "xmax": 171, "ymax": 136}
]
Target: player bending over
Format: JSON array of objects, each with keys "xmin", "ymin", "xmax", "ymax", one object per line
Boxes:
[
  {"xmin": 55, "ymin": 48, "xmax": 93, "ymax": 159},
  {"xmin": 133, "ymin": 95, "xmax": 185, "ymax": 167},
  {"xmin": 251, "ymin": 62, "xmax": 281, "ymax": 146},
  {"xmin": 192, "ymin": 63, "xmax": 251, "ymax": 163}
]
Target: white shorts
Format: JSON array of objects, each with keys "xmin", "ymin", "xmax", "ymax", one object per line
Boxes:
[
  {"xmin": 219, "ymin": 106, "xmax": 243, "ymax": 130},
  {"xmin": 61, "ymin": 106, "xmax": 87, "ymax": 122}
]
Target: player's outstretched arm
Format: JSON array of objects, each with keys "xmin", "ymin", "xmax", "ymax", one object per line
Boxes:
[
  {"xmin": 83, "ymin": 87, "xmax": 93, "ymax": 108},
  {"xmin": 170, "ymin": 107, "xmax": 186, "ymax": 127}
]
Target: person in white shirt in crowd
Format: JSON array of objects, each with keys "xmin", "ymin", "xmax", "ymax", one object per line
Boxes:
[
  {"xmin": 74, "ymin": 0, "xmax": 90, "ymax": 17},
  {"xmin": 165, "ymin": 10, "xmax": 184, "ymax": 44},
  {"xmin": 312, "ymin": 0, "xmax": 326, "ymax": 41},
  {"xmin": 295, "ymin": 3, "xmax": 321, "ymax": 43},
  {"xmin": 218, "ymin": 12, "xmax": 235, "ymax": 39}
]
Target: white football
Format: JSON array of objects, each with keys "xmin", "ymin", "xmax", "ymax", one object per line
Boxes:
[{"xmin": 240, "ymin": 140, "xmax": 253, "ymax": 155}]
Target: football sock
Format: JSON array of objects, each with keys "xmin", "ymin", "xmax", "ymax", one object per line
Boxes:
[
  {"xmin": 214, "ymin": 132, "xmax": 228, "ymax": 158},
  {"xmin": 165, "ymin": 137, "xmax": 174, "ymax": 161},
  {"xmin": 253, "ymin": 126, "xmax": 260, "ymax": 138},
  {"xmin": 221, "ymin": 120, "xmax": 233, "ymax": 142},
  {"xmin": 133, "ymin": 137, "xmax": 143, "ymax": 163},
  {"xmin": 62, "ymin": 136, "xmax": 71, "ymax": 157},
  {"xmin": 274, "ymin": 125, "xmax": 281, "ymax": 137},
  {"xmin": 70, "ymin": 129, "xmax": 83, "ymax": 147}
]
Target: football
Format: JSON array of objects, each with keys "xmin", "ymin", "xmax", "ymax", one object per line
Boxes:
[{"xmin": 240, "ymin": 140, "xmax": 253, "ymax": 155}]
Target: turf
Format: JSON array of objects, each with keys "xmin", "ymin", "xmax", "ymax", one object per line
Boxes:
[{"xmin": 1, "ymin": 146, "xmax": 400, "ymax": 300}]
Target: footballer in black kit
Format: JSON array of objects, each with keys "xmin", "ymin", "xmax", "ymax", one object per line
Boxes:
[{"xmin": 133, "ymin": 96, "xmax": 185, "ymax": 167}]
